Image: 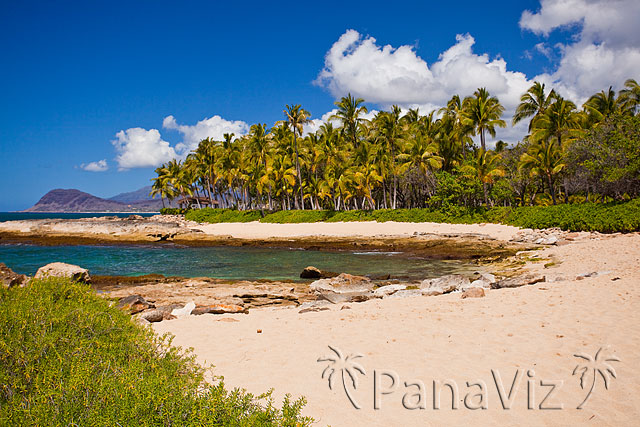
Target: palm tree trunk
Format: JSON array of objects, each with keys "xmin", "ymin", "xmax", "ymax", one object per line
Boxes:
[{"xmin": 547, "ymin": 173, "xmax": 557, "ymax": 205}]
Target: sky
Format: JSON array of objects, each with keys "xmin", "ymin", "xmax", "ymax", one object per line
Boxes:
[{"xmin": 1, "ymin": 0, "xmax": 639, "ymax": 211}]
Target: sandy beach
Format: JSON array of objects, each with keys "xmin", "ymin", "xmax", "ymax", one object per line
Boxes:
[{"xmin": 151, "ymin": 228, "xmax": 640, "ymax": 426}]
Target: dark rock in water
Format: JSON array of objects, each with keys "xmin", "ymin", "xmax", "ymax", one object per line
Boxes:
[
  {"xmin": 118, "ymin": 294, "xmax": 155, "ymax": 314},
  {"xmin": 0, "ymin": 263, "xmax": 28, "ymax": 288},
  {"xmin": 300, "ymin": 266, "xmax": 338, "ymax": 279},
  {"xmin": 34, "ymin": 262, "xmax": 90, "ymax": 283},
  {"xmin": 300, "ymin": 266, "xmax": 322, "ymax": 279}
]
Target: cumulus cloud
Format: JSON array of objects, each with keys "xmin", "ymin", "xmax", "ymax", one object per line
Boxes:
[
  {"xmin": 163, "ymin": 115, "xmax": 249, "ymax": 153},
  {"xmin": 520, "ymin": 0, "xmax": 640, "ymax": 103},
  {"xmin": 111, "ymin": 128, "xmax": 177, "ymax": 170},
  {"xmin": 80, "ymin": 159, "xmax": 108, "ymax": 172},
  {"xmin": 314, "ymin": 30, "xmax": 533, "ymax": 144}
]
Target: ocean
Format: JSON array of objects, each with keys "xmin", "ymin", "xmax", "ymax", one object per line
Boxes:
[{"xmin": 0, "ymin": 212, "xmax": 157, "ymax": 222}]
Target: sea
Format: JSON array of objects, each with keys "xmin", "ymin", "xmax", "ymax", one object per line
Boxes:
[{"xmin": 0, "ymin": 212, "xmax": 477, "ymax": 281}]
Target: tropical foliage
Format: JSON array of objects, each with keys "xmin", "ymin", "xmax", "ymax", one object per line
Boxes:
[{"xmin": 152, "ymin": 79, "xmax": 640, "ymax": 211}]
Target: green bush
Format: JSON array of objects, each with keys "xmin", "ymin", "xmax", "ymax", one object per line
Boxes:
[
  {"xmin": 0, "ymin": 278, "xmax": 311, "ymax": 426},
  {"xmin": 160, "ymin": 207, "xmax": 189, "ymax": 215},
  {"xmin": 186, "ymin": 208, "xmax": 262, "ymax": 223}
]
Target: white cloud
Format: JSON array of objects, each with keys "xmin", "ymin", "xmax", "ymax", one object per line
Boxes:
[
  {"xmin": 80, "ymin": 159, "xmax": 108, "ymax": 172},
  {"xmin": 163, "ymin": 115, "xmax": 249, "ymax": 153},
  {"xmin": 314, "ymin": 30, "xmax": 533, "ymax": 144},
  {"xmin": 112, "ymin": 128, "xmax": 177, "ymax": 170},
  {"xmin": 520, "ymin": 0, "xmax": 640, "ymax": 103}
]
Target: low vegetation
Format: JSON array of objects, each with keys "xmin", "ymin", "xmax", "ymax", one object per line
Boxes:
[
  {"xmin": 0, "ymin": 278, "xmax": 311, "ymax": 426},
  {"xmin": 183, "ymin": 198, "xmax": 640, "ymax": 233}
]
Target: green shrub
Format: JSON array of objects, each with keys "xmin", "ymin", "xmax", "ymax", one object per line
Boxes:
[
  {"xmin": 160, "ymin": 207, "xmax": 189, "ymax": 215},
  {"xmin": 185, "ymin": 208, "xmax": 262, "ymax": 223},
  {"xmin": 0, "ymin": 278, "xmax": 312, "ymax": 426}
]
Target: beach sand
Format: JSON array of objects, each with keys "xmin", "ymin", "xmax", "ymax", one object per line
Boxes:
[{"xmin": 154, "ymin": 231, "xmax": 640, "ymax": 426}]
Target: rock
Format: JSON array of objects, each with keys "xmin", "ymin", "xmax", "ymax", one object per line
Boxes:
[
  {"xmin": 127, "ymin": 214, "xmax": 144, "ymax": 220},
  {"xmin": 370, "ymin": 274, "xmax": 391, "ymax": 280},
  {"xmin": 465, "ymin": 273, "xmax": 495, "ymax": 290},
  {"xmin": 192, "ymin": 303, "xmax": 248, "ymax": 315},
  {"xmin": 387, "ymin": 289, "xmax": 424, "ymax": 298},
  {"xmin": 461, "ymin": 287, "xmax": 486, "ymax": 299},
  {"xmin": 34, "ymin": 262, "xmax": 90, "ymax": 283},
  {"xmin": 310, "ymin": 273, "xmax": 373, "ymax": 304},
  {"xmin": 341, "ymin": 305, "xmax": 351, "ymax": 310},
  {"xmin": 156, "ymin": 304, "xmax": 182, "ymax": 320},
  {"xmin": 420, "ymin": 274, "xmax": 470, "ymax": 294},
  {"xmin": 575, "ymin": 271, "xmax": 610, "ymax": 280},
  {"xmin": 310, "ymin": 273, "xmax": 372, "ymax": 293},
  {"xmin": 299, "ymin": 306, "xmax": 331, "ymax": 314},
  {"xmin": 535, "ymin": 235, "xmax": 558, "ymax": 245},
  {"xmin": 300, "ymin": 266, "xmax": 323, "ymax": 279},
  {"xmin": 421, "ymin": 288, "xmax": 444, "ymax": 297},
  {"xmin": 373, "ymin": 284, "xmax": 406, "ymax": 297},
  {"xmin": 493, "ymin": 274, "xmax": 546, "ymax": 289},
  {"xmin": 140, "ymin": 309, "xmax": 164, "ymax": 322},
  {"xmin": 118, "ymin": 294, "xmax": 155, "ymax": 314},
  {"xmin": 0, "ymin": 263, "xmax": 28, "ymax": 288},
  {"xmin": 171, "ymin": 301, "xmax": 196, "ymax": 317}
]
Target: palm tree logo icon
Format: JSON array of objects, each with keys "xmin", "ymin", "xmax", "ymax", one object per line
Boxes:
[
  {"xmin": 318, "ymin": 345, "xmax": 367, "ymax": 409},
  {"xmin": 573, "ymin": 347, "xmax": 620, "ymax": 409}
]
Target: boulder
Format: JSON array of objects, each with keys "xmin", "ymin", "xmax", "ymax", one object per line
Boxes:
[
  {"xmin": 461, "ymin": 287, "xmax": 486, "ymax": 299},
  {"xmin": 492, "ymin": 274, "xmax": 546, "ymax": 289},
  {"xmin": 140, "ymin": 309, "xmax": 164, "ymax": 323},
  {"xmin": 118, "ymin": 294, "xmax": 155, "ymax": 314},
  {"xmin": 300, "ymin": 266, "xmax": 322, "ymax": 279},
  {"xmin": 310, "ymin": 273, "xmax": 373, "ymax": 293},
  {"xmin": 171, "ymin": 301, "xmax": 196, "ymax": 317},
  {"xmin": 373, "ymin": 284, "xmax": 406, "ymax": 297},
  {"xmin": 192, "ymin": 303, "xmax": 248, "ymax": 315},
  {"xmin": 0, "ymin": 263, "xmax": 28, "ymax": 288},
  {"xmin": 34, "ymin": 262, "xmax": 90, "ymax": 283},
  {"xmin": 127, "ymin": 214, "xmax": 144, "ymax": 220},
  {"xmin": 420, "ymin": 274, "xmax": 470, "ymax": 294},
  {"xmin": 465, "ymin": 273, "xmax": 495, "ymax": 290}
]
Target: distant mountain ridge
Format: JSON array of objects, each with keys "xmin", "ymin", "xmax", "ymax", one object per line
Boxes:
[
  {"xmin": 23, "ymin": 188, "xmax": 167, "ymax": 213},
  {"xmin": 108, "ymin": 186, "xmax": 154, "ymax": 203}
]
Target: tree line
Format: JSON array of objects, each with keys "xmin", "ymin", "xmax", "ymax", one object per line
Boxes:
[{"xmin": 151, "ymin": 79, "xmax": 640, "ymax": 211}]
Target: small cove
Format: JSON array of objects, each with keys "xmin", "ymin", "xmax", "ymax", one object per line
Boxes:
[{"xmin": 0, "ymin": 243, "xmax": 480, "ymax": 282}]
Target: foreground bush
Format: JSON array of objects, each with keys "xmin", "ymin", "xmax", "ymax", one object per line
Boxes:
[
  {"xmin": 183, "ymin": 198, "xmax": 640, "ymax": 233},
  {"xmin": 0, "ymin": 278, "xmax": 311, "ymax": 426}
]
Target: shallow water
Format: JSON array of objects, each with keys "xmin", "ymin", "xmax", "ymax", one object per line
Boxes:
[{"xmin": 0, "ymin": 243, "xmax": 478, "ymax": 281}]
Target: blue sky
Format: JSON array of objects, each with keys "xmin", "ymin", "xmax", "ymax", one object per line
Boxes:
[{"xmin": 1, "ymin": 0, "xmax": 638, "ymax": 211}]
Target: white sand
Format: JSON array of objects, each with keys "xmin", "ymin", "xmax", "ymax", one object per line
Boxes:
[
  {"xmin": 195, "ymin": 220, "xmax": 522, "ymax": 241},
  {"xmin": 154, "ymin": 232, "xmax": 640, "ymax": 426}
]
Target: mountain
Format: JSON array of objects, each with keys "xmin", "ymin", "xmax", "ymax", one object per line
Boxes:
[
  {"xmin": 108, "ymin": 186, "xmax": 154, "ymax": 203},
  {"xmin": 23, "ymin": 189, "xmax": 165, "ymax": 213}
]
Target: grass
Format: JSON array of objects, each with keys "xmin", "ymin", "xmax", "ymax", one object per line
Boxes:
[
  {"xmin": 0, "ymin": 278, "xmax": 311, "ymax": 426},
  {"xmin": 179, "ymin": 198, "xmax": 640, "ymax": 233}
]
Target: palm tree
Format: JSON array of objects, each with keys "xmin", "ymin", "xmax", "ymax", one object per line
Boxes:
[
  {"xmin": 573, "ymin": 347, "xmax": 620, "ymax": 409},
  {"xmin": 374, "ymin": 106, "xmax": 404, "ymax": 208},
  {"xmin": 461, "ymin": 88, "xmax": 507, "ymax": 151},
  {"xmin": 461, "ymin": 149, "xmax": 505, "ymax": 205},
  {"xmin": 520, "ymin": 139, "xmax": 565, "ymax": 204},
  {"xmin": 530, "ymin": 96, "xmax": 583, "ymax": 149},
  {"xmin": 513, "ymin": 81, "xmax": 557, "ymax": 130},
  {"xmin": 584, "ymin": 87, "xmax": 623, "ymax": 124},
  {"xmin": 619, "ymin": 78, "xmax": 640, "ymax": 114},
  {"xmin": 331, "ymin": 93, "xmax": 368, "ymax": 148},
  {"xmin": 283, "ymin": 104, "xmax": 311, "ymax": 209}
]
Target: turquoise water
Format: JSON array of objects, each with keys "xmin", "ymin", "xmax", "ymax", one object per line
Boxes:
[
  {"xmin": 0, "ymin": 244, "xmax": 476, "ymax": 281},
  {"xmin": 0, "ymin": 212, "xmax": 156, "ymax": 221}
]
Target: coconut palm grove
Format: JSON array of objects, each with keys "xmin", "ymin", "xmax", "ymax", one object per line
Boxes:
[{"xmin": 151, "ymin": 80, "xmax": 640, "ymax": 212}]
